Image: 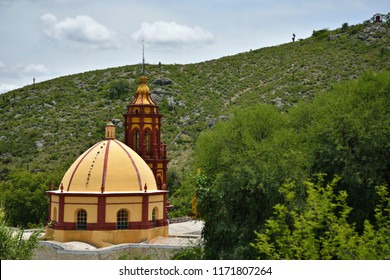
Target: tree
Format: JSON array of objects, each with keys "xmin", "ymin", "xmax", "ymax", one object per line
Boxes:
[
  {"xmin": 105, "ymin": 79, "xmax": 131, "ymax": 100},
  {"xmin": 291, "ymin": 71, "xmax": 390, "ymax": 230},
  {"xmin": 252, "ymin": 176, "xmax": 390, "ymax": 260},
  {"xmin": 0, "ymin": 170, "xmax": 57, "ymax": 227},
  {"xmin": 195, "ymin": 104, "xmax": 308, "ymax": 259}
]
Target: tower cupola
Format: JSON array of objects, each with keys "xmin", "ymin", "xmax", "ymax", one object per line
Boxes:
[{"xmin": 123, "ymin": 76, "xmax": 169, "ymax": 190}]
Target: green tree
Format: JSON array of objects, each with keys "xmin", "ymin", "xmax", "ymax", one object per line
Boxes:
[
  {"xmin": 105, "ymin": 79, "xmax": 131, "ymax": 100},
  {"xmin": 195, "ymin": 105, "xmax": 308, "ymax": 259},
  {"xmin": 0, "ymin": 170, "xmax": 57, "ymax": 227},
  {"xmin": 252, "ymin": 176, "xmax": 390, "ymax": 259},
  {"xmin": 291, "ymin": 71, "xmax": 390, "ymax": 230}
]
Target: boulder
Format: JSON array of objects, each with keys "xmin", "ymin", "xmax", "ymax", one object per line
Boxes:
[{"xmin": 153, "ymin": 78, "xmax": 173, "ymax": 86}]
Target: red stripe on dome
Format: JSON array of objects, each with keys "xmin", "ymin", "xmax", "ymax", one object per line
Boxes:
[
  {"xmin": 66, "ymin": 141, "xmax": 102, "ymax": 192},
  {"xmin": 114, "ymin": 139, "xmax": 143, "ymax": 191},
  {"xmin": 101, "ymin": 139, "xmax": 111, "ymax": 193}
]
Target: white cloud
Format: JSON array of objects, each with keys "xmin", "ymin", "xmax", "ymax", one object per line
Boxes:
[
  {"xmin": 132, "ymin": 21, "xmax": 215, "ymax": 46},
  {"xmin": 0, "ymin": 84, "xmax": 19, "ymax": 94},
  {"xmin": 23, "ymin": 63, "xmax": 50, "ymax": 74},
  {"xmin": 0, "ymin": 60, "xmax": 51, "ymax": 93},
  {"xmin": 0, "ymin": 61, "xmax": 51, "ymax": 76},
  {"xmin": 40, "ymin": 13, "xmax": 120, "ymax": 49}
]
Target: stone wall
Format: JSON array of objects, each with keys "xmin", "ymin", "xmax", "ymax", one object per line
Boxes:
[{"xmin": 33, "ymin": 241, "xmax": 184, "ymax": 260}]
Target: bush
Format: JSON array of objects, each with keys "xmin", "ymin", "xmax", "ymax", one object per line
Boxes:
[
  {"xmin": 341, "ymin": 22, "xmax": 349, "ymax": 31},
  {"xmin": 312, "ymin": 28, "xmax": 330, "ymax": 40},
  {"xmin": 171, "ymin": 245, "xmax": 204, "ymax": 260},
  {"xmin": 0, "ymin": 207, "xmax": 42, "ymax": 260},
  {"xmin": 105, "ymin": 79, "xmax": 131, "ymax": 100},
  {"xmin": 252, "ymin": 176, "xmax": 390, "ymax": 260}
]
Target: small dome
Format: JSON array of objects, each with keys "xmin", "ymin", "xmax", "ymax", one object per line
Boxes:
[
  {"xmin": 59, "ymin": 139, "xmax": 157, "ymax": 193},
  {"xmin": 130, "ymin": 76, "xmax": 156, "ymax": 106}
]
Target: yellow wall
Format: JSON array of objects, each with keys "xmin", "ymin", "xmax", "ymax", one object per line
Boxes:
[
  {"xmin": 50, "ymin": 195, "xmax": 149, "ymax": 223},
  {"xmin": 64, "ymin": 204, "xmax": 98, "ymax": 223},
  {"xmin": 105, "ymin": 195, "xmax": 143, "ymax": 222},
  {"xmin": 106, "ymin": 196, "xmax": 142, "ymax": 204},
  {"xmin": 50, "ymin": 195, "xmax": 60, "ymax": 221},
  {"xmin": 65, "ymin": 196, "xmax": 98, "ymax": 204},
  {"xmin": 50, "ymin": 206, "xmax": 58, "ymax": 221},
  {"xmin": 149, "ymin": 203, "xmax": 163, "ymax": 220},
  {"xmin": 149, "ymin": 195, "xmax": 163, "ymax": 203},
  {"xmin": 105, "ymin": 204, "xmax": 142, "ymax": 223}
]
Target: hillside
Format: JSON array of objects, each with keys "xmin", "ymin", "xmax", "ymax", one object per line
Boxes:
[{"xmin": 1, "ymin": 21, "xmax": 390, "ymax": 182}]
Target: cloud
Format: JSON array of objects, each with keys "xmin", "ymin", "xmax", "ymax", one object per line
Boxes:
[
  {"xmin": 0, "ymin": 84, "xmax": 19, "ymax": 94},
  {"xmin": 40, "ymin": 13, "xmax": 120, "ymax": 49},
  {"xmin": 0, "ymin": 61, "xmax": 51, "ymax": 76},
  {"xmin": 0, "ymin": 60, "xmax": 51, "ymax": 93},
  {"xmin": 23, "ymin": 63, "xmax": 50, "ymax": 74},
  {"xmin": 132, "ymin": 21, "xmax": 215, "ymax": 46}
]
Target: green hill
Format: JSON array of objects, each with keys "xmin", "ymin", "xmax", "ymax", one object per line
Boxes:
[{"xmin": 1, "ymin": 21, "xmax": 390, "ymax": 182}]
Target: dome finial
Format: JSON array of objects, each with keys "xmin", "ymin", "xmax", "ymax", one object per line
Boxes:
[{"xmin": 105, "ymin": 120, "xmax": 116, "ymax": 139}]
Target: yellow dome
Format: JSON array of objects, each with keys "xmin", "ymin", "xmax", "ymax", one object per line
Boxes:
[{"xmin": 59, "ymin": 139, "xmax": 157, "ymax": 193}]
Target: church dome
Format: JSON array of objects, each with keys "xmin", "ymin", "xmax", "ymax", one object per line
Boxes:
[{"xmin": 59, "ymin": 127, "xmax": 157, "ymax": 193}]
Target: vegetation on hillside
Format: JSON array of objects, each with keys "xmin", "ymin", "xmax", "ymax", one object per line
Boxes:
[{"xmin": 0, "ymin": 21, "xmax": 389, "ymax": 231}]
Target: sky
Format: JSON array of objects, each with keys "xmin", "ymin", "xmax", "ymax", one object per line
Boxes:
[{"xmin": 0, "ymin": 0, "xmax": 388, "ymax": 93}]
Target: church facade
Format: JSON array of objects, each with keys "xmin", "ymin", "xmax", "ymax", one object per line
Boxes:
[{"xmin": 45, "ymin": 76, "xmax": 169, "ymax": 247}]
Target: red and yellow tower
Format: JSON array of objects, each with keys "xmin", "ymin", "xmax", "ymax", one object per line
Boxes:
[{"xmin": 124, "ymin": 76, "xmax": 168, "ymax": 190}]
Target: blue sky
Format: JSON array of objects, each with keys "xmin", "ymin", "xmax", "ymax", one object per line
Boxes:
[{"xmin": 0, "ymin": 0, "xmax": 388, "ymax": 93}]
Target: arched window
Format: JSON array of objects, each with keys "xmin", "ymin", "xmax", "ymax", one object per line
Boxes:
[
  {"xmin": 157, "ymin": 176, "xmax": 163, "ymax": 190},
  {"xmin": 145, "ymin": 130, "xmax": 150, "ymax": 154},
  {"xmin": 117, "ymin": 209, "xmax": 129, "ymax": 229},
  {"xmin": 76, "ymin": 209, "xmax": 87, "ymax": 230},
  {"xmin": 133, "ymin": 129, "xmax": 139, "ymax": 151},
  {"xmin": 152, "ymin": 207, "xmax": 159, "ymax": 227}
]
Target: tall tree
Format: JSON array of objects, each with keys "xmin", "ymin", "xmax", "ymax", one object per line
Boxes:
[{"xmin": 195, "ymin": 105, "xmax": 308, "ymax": 259}]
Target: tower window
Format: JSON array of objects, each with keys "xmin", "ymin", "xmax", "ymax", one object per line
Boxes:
[
  {"xmin": 76, "ymin": 209, "xmax": 87, "ymax": 230},
  {"xmin": 145, "ymin": 131, "xmax": 150, "ymax": 154},
  {"xmin": 134, "ymin": 130, "xmax": 139, "ymax": 151},
  {"xmin": 117, "ymin": 209, "xmax": 129, "ymax": 229}
]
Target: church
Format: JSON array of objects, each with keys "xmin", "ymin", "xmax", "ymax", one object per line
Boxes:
[{"xmin": 45, "ymin": 75, "xmax": 170, "ymax": 247}]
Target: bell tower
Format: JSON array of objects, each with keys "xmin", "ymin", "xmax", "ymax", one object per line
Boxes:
[{"xmin": 124, "ymin": 76, "xmax": 168, "ymax": 190}]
